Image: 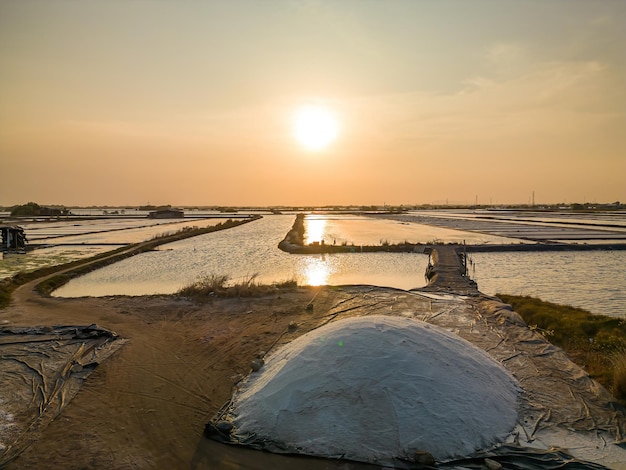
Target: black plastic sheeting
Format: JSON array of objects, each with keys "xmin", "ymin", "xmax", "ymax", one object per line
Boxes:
[
  {"xmin": 440, "ymin": 445, "xmax": 613, "ymax": 469},
  {"xmin": 206, "ymin": 416, "xmax": 612, "ymax": 470},
  {"xmin": 0, "ymin": 324, "xmax": 126, "ymax": 466}
]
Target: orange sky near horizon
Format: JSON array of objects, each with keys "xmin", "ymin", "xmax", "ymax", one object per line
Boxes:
[{"xmin": 1, "ymin": 1, "xmax": 624, "ymax": 207}]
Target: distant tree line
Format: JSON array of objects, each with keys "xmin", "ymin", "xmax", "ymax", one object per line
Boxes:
[
  {"xmin": 9, "ymin": 202, "xmax": 70, "ymax": 217},
  {"xmin": 2, "ymin": 201, "xmax": 622, "ymax": 215}
]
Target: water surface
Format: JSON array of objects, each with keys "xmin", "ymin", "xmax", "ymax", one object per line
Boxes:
[
  {"xmin": 27, "ymin": 213, "xmax": 626, "ymax": 319},
  {"xmin": 305, "ymin": 214, "xmax": 529, "ymax": 245},
  {"xmin": 53, "ymin": 216, "xmax": 430, "ymax": 297},
  {"xmin": 470, "ymin": 251, "xmax": 626, "ymax": 318}
]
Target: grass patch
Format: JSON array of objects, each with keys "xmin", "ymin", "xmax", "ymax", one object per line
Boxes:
[
  {"xmin": 0, "ymin": 283, "xmax": 11, "ymax": 307},
  {"xmin": 613, "ymin": 351, "xmax": 626, "ymax": 401},
  {"xmin": 274, "ymin": 278, "xmax": 298, "ymax": 289},
  {"xmin": 0, "ymin": 245, "xmax": 129, "ymax": 307},
  {"xmin": 498, "ymin": 294, "xmax": 626, "ymax": 404},
  {"xmin": 177, "ymin": 274, "xmax": 298, "ymax": 299}
]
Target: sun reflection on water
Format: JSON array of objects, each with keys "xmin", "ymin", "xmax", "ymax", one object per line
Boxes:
[
  {"xmin": 304, "ymin": 217, "xmax": 327, "ymax": 245},
  {"xmin": 301, "ymin": 256, "xmax": 332, "ymax": 286}
]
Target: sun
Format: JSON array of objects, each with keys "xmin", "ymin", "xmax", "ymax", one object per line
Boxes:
[{"xmin": 293, "ymin": 105, "xmax": 339, "ymax": 151}]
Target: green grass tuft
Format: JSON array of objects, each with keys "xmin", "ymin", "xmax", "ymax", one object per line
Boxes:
[
  {"xmin": 177, "ymin": 274, "xmax": 298, "ymax": 299},
  {"xmin": 499, "ymin": 294, "xmax": 626, "ymax": 404},
  {"xmin": 612, "ymin": 351, "xmax": 626, "ymax": 401}
]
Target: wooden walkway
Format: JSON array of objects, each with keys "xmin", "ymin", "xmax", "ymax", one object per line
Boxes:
[{"xmin": 422, "ymin": 245, "xmax": 478, "ymax": 294}]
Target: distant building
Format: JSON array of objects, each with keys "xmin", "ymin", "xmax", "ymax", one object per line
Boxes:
[
  {"xmin": 148, "ymin": 208, "xmax": 184, "ymax": 219},
  {"xmin": 1, "ymin": 225, "xmax": 27, "ymax": 250},
  {"xmin": 39, "ymin": 206, "xmax": 70, "ymax": 216}
]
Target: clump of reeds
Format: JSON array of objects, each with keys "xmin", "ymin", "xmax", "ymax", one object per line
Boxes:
[
  {"xmin": 273, "ymin": 278, "xmax": 298, "ymax": 289},
  {"xmin": 177, "ymin": 274, "xmax": 298, "ymax": 299},
  {"xmin": 612, "ymin": 350, "xmax": 626, "ymax": 401}
]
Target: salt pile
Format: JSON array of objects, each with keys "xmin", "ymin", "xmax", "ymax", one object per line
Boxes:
[{"xmin": 230, "ymin": 315, "xmax": 520, "ymax": 464}]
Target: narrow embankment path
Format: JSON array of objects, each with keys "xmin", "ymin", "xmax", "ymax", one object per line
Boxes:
[{"xmin": 11, "ymin": 242, "xmax": 146, "ymax": 306}]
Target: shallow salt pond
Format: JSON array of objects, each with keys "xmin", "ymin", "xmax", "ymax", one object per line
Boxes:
[
  {"xmin": 305, "ymin": 214, "xmax": 529, "ymax": 245},
  {"xmin": 52, "ymin": 215, "xmax": 431, "ymax": 297},
  {"xmin": 11, "ymin": 213, "xmax": 623, "ymax": 319},
  {"xmin": 0, "ymin": 218, "xmax": 239, "ymax": 279},
  {"xmin": 23, "ymin": 217, "xmax": 226, "ymax": 244}
]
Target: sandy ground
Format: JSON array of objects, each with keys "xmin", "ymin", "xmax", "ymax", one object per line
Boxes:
[{"xmin": 2, "ymin": 272, "xmax": 626, "ymax": 469}]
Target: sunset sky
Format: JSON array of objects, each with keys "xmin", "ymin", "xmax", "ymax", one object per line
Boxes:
[{"xmin": 1, "ymin": 0, "xmax": 624, "ymax": 207}]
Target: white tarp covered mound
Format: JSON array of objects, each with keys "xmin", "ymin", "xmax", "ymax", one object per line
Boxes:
[{"xmin": 230, "ymin": 315, "xmax": 520, "ymax": 463}]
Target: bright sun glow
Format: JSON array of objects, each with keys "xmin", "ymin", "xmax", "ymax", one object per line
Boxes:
[
  {"xmin": 302, "ymin": 257, "xmax": 331, "ymax": 286},
  {"xmin": 304, "ymin": 217, "xmax": 327, "ymax": 245},
  {"xmin": 293, "ymin": 105, "xmax": 339, "ymax": 151}
]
